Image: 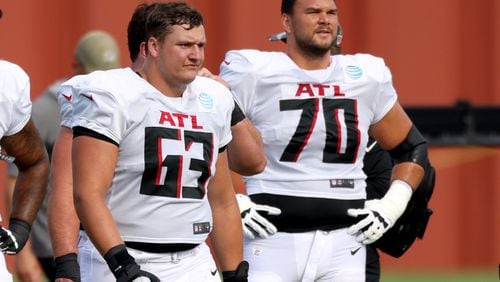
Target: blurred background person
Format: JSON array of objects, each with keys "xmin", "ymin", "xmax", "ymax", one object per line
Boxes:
[{"xmin": 4, "ymin": 29, "xmax": 120, "ymax": 282}]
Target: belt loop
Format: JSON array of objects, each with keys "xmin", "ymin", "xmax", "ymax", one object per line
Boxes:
[{"xmin": 171, "ymin": 252, "xmax": 180, "ymax": 264}]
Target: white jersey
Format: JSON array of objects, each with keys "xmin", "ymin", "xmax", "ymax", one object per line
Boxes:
[
  {"xmin": 70, "ymin": 68, "xmax": 233, "ymax": 244},
  {"xmin": 220, "ymin": 50, "xmax": 397, "ymax": 200},
  {"xmin": 0, "ymin": 60, "xmax": 31, "ymax": 138}
]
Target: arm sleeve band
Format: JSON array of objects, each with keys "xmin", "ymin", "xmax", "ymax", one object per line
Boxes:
[
  {"xmin": 388, "ymin": 125, "xmax": 428, "ymax": 168},
  {"xmin": 231, "ymin": 99, "xmax": 246, "ymax": 126},
  {"xmin": 73, "ymin": 126, "xmax": 118, "ymax": 147}
]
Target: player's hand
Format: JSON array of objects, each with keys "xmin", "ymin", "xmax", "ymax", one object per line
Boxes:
[
  {"xmin": 347, "ymin": 180, "xmax": 413, "ymax": 244},
  {"xmin": 236, "ymin": 194, "xmax": 281, "ymax": 239},
  {"xmin": 104, "ymin": 244, "xmax": 159, "ymax": 282},
  {"xmin": 54, "ymin": 253, "xmax": 80, "ymax": 282},
  {"xmin": 198, "ymin": 67, "xmax": 229, "ymax": 88},
  {"xmin": 0, "ymin": 219, "xmax": 30, "ymax": 255}
]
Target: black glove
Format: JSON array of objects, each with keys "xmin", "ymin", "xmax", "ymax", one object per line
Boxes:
[
  {"xmin": 222, "ymin": 261, "xmax": 249, "ymax": 282},
  {"xmin": 54, "ymin": 253, "xmax": 81, "ymax": 282},
  {"xmin": 104, "ymin": 244, "xmax": 160, "ymax": 282},
  {"xmin": 0, "ymin": 218, "xmax": 30, "ymax": 255}
]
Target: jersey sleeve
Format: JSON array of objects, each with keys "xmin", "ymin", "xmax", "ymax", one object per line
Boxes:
[
  {"xmin": 57, "ymin": 75, "xmax": 85, "ymax": 128},
  {"xmin": 220, "ymin": 90, "xmax": 234, "ymax": 149},
  {"xmin": 374, "ymin": 61, "xmax": 398, "ymax": 123},
  {"xmin": 57, "ymin": 82, "xmax": 75, "ymax": 128},
  {"xmin": 71, "ymin": 85, "xmax": 124, "ymax": 144},
  {"xmin": 358, "ymin": 55, "xmax": 398, "ymax": 124},
  {"xmin": 219, "ymin": 50, "xmax": 258, "ymax": 117},
  {"xmin": 0, "ymin": 61, "xmax": 32, "ymax": 137}
]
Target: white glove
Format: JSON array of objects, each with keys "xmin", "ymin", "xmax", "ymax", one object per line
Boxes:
[
  {"xmin": 347, "ymin": 180, "xmax": 413, "ymax": 244},
  {"xmin": 236, "ymin": 194, "xmax": 281, "ymax": 239}
]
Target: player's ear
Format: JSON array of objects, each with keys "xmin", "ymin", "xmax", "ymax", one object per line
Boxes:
[
  {"xmin": 281, "ymin": 13, "xmax": 292, "ymax": 34},
  {"xmin": 334, "ymin": 24, "xmax": 343, "ymax": 48},
  {"xmin": 139, "ymin": 42, "xmax": 147, "ymax": 57},
  {"xmin": 146, "ymin": 37, "xmax": 160, "ymax": 57}
]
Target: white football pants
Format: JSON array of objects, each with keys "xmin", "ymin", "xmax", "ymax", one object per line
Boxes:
[
  {"xmin": 0, "ymin": 254, "xmax": 13, "ymax": 282},
  {"xmin": 244, "ymin": 228, "xmax": 366, "ymax": 282},
  {"xmin": 78, "ymin": 231, "xmax": 221, "ymax": 281}
]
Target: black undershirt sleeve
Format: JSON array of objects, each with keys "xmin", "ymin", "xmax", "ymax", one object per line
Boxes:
[
  {"xmin": 73, "ymin": 126, "xmax": 118, "ymax": 147},
  {"xmin": 231, "ymin": 99, "xmax": 246, "ymax": 126}
]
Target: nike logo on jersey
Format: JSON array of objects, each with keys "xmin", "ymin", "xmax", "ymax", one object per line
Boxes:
[
  {"xmin": 350, "ymin": 247, "xmax": 362, "ymax": 255},
  {"xmin": 62, "ymin": 93, "xmax": 72, "ymax": 101},
  {"xmin": 223, "ymin": 60, "xmax": 231, "ymax": 65},
  {"xmin": 81, "ymin": 93, "xmax": 93, "ymax": 101},
  {"xmin": 210, "ymin": 268, "xmax": 218, "ymax": 276}
]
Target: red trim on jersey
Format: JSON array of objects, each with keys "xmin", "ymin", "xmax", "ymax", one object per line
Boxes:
[
  {"xmin": 334, "ymin": 108, "xmax": 342, "ymax": 154},
  {"xmin": 177, "ymin": 155, "xmax": 183, "ymax": 197},
  {"xmin": 155, "ymin": 137, "xmax": 163, "ymax": 186},
  {"xmin": 293, "ymin": 98, "xmax": 319, "ymax": 162},
  {"xmin": 352, "ymin": 100, "xmax": 361, "ymax": 163}
]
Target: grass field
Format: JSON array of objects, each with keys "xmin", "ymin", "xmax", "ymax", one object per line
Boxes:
[{"xmin": 382, "ymin": 270, "xmax": 499, "ymax": 282}]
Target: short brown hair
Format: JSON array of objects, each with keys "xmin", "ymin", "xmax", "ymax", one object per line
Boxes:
[{"xmin": 145, "ymin": 2, "xmax": 204, "ymax": 44}]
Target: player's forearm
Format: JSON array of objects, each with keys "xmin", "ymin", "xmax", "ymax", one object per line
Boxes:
[
  {"xmin": 2, "ymin": 120, "xmax": 49, "ymax": 222},
  {"xmin": 209, "ymin": 199, "xmax": 244, "ymax": 271},
  {"xmin": 49, "ymin": 126, "xmax": 80, "ymax": 256},
  {"xmin": 11, "ymin": 160, "xmax": 49, "ymax": 223},
  {"xmin": 391, "ymin": 162, "xmax": 424, "ymax": 189},
  {"xmin": 48, "ymin": 188, "xmax": 80, "ymax": 256},
  {"xmin": 74, "ymin": 194, "xmax": 123, "ymax": 255}
]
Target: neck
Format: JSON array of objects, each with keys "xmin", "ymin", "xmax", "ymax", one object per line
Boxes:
[
  {"xmin": 286, "ymin": 45, "xmax": 331, "ymax": 70},
  {"xmin": 140, "ymin": 65, "xmax": 186, "ymax": 98}
]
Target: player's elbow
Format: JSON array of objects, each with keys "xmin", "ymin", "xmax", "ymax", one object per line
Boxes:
[
  {"xmin": 229, "ymin": 155, "xmax": 267, "ymax": 176},
  {"xmin": 243, "ymin": 156, "xmax": 267, "ymax": 176}
]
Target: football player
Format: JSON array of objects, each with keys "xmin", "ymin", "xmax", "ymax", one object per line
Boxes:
[
  {"xmin": 49, "ymin": 3, "xmax": 264, "ymax": 281},
  {"xmin": 0, "ymin": 58, "xmax": 50, "ymax": 281},
  {"xmin": 69, "ymin": 2, "xmax": 249, "ymax": 281},
  {"xmin": 266, "ymin": 23, "xmax": 435, "ymax": 282},
  {"xmin": 220, "ymin": 0, "xmax": 428, "ymax": 280}
]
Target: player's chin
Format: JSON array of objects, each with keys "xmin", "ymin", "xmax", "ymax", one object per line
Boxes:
[
  {"xmin": 181, "ymin": 68, "xmax": 200, "ymax": 83},
  {"xmin": 314, "ymin": 36, "xmax": 334, "ymax": 48},
  {"xmin": 318, "ymin": 40, "xmax": 334, "ymax": 50}
]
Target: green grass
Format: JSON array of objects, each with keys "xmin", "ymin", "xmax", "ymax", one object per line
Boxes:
[{"xmin": 382, "ymin": 270, "xmax": 499, "ymax": 282}]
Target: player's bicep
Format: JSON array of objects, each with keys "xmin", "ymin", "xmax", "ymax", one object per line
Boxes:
[
  {"xmin": 72, "ymin": 135, "xmax": 118, "ymax": 200},
  {"xmin": 369, "ymin": 102, "xmax": 413, "ymax": 151},
  {"xmin": 227, "ymin": 118, "xmax": 266, "ymax": 176}
]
